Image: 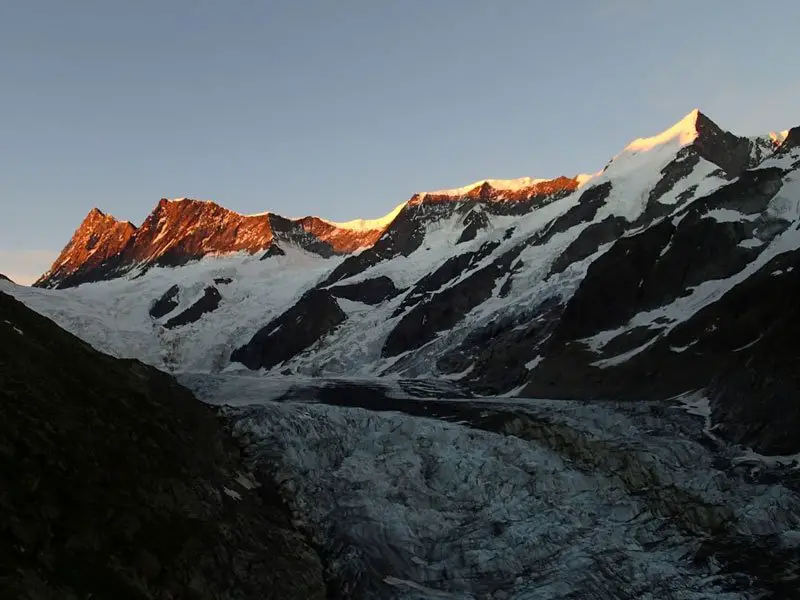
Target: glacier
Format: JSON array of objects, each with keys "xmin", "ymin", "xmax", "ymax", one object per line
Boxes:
[{"xmin": 183, "ymin": 375, "xmax": 800, "ymax": 599}]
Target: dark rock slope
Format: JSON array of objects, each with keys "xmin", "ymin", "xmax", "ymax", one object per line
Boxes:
[
  {"xmin": 149, "ymin": 284, "xmax": 180, "ymax": 319},
  {"xmin": 231, "ymin": 289, "xmax": 347, "ymax": 370},
  {"xmin": 0, "ymin": 291, "xmax": 326, "ymax": 599},
  {"xmin": 164, "ymin": 286, "xmax": 222, "ymax": 329}
]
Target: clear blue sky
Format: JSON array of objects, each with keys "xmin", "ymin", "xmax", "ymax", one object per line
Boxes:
[{"xmin": 1, "ymin": 0, "xmax": 798, "ymax": 283}]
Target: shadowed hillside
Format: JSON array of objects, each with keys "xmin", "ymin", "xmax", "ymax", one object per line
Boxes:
[{"xmin": 0, "ymin": 291, "xmax": 326, "ymax": 599}]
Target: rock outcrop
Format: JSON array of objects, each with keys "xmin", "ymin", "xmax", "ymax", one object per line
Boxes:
[
  {"xmin": 328, "ymin": 275, "xmax": 400, "ymax": 305},
  {"xmin": 231, "ymin": 290, "xmax": 347, "ymax": 370},
  {"xmin": 164, "ymin": 286, "xmax": 222, "ymax": 329},
  {"xmin": 149, "ymin": 284, "xmax": 181, "ymax": 319}
]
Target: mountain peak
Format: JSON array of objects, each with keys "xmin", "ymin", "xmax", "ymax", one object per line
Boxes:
[
  {"xmin": 35, "ymin": 207, "xmax": 138, "ymax": 288},
  {"xmin": 607, "ymin": 109, "xmax": 764, "ymax": 178},
  {"xmin": 625, "ymin": 109, "xmax": 704, "ymax": 153}
]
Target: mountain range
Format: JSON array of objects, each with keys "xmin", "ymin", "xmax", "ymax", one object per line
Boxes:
[
  {"xmin": 5, "ymin": 108, "xmax": 800, "ymax": 598},
  {"xmin": 4, "ymin": 109, "xmax": 799, "ymax": 455}
]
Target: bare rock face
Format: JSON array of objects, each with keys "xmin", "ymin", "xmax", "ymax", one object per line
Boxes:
[
  {"xmin": 693, "ymin": 111, "xmax": 762, "ymax": 176},
  {"xmin": 34, "ymin": 199, "xmax": 389, "ymax": 289},
  {"xmin": 296, "ymin": 215, "xmax": 386, "ymax": 253},
  {"xmin": 328, "ymin": 275, "xmax": 400, "ymax": 305},
  {"xmin": 411, "ymin": 176, "xmax": 580, "ymax": 211},
  {"xmin": 778, "ymin": 126, "xmax": 800, "ymax": 153},
  {"xmin": 323, "ymin": 176, "xmax": 579, "ymax": 287},
  {"xmin": 382, "ymin": 243, "xmax": 525, "ymax": 358},
  {"xmin": 149, "ymin": 284, "xmax": 180, "ymax": 319},
  {"xmin": 260, "ymin": 243, "xmax": 287, "ymax": 259},
  {"xmin": 164, "ymin": 286, "xmax": 222, "ymax": 329},
  {"xmin": 0, "ymin": 291, "xmax": 326, "ymax": 599},
  {"xmin": 231, "ymin": 290, "xmax": 347, "ymax": 370},
  {"xmin": 36, "ymin": 208, "xmax": 136, "ymax": 288}
]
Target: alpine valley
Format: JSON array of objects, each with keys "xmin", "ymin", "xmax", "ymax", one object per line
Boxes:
[{"xmin": 5, "ymin": 110, "xmax": 800, "ymax": 599}]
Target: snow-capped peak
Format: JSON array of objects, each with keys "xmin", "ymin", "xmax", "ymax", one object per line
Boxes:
[
  {"xmin": 318, "ymin": 202, "xmax": 407, "ymax": 232},
  {"xmin": 600, "ymin": 109, "xmax": 705, "ymax": 181},
  {"xmin": 625, "ymin": 109, "xmax": 701, "ymax": 153},
  {"xmin": 575, "ymin": 172, "xmax": 600, "ymax": 187}
]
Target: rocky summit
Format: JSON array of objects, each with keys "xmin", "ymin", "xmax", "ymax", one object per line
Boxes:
[{"xmin": 6, "ymin": 109, "xmax": 800, "ymax": 598}]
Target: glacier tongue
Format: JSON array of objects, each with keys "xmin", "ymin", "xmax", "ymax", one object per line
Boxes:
[{"xmin": 186, "ymin": 376, "xmax": 800, "ymax": 600}]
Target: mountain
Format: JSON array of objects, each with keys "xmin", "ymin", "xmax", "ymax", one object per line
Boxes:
[
  {"xmin": 8, "ymin": 108, "xmax": 800, "ymax": 598},
  {"xmin": 35, "ymin": 175, "xmax": 579, "ymax": 290},
  {"xmin": 0, "ymin": 290, "xmax": 325, "ymax": 599},
  {"xmin": 34, "ymin": 198, "xmax": 397, "ymax": 289},
  {"xmin": 11, "ymin": 109, "xmax": 800, "ymax": 453}
]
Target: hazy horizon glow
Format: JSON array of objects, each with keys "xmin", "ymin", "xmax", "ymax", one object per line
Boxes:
[{"xmin": 1, "ymin": 0, "xmax": 798, "ymax": 284}]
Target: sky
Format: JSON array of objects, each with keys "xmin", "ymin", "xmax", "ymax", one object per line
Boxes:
[{"xmin": 1, "ymin": 0, "xmax": 798, "ymax": 284}]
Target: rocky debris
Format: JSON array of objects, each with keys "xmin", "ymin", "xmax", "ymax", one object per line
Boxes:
[
  {"xmin": 213, "ymin": 277, "xmax": 233, "ymax": 285},
  {"xmin": 149, "ymin": 284, "xmax": 180, "ymax": 319},
  {"xmin": 164, "ymin": 286, "xmax": 222, "ymax": 329},
  {"xmin": 232, "ymin": 290, "xmax": 347, "ymax": 370},
  {"xmin": 328, "ymin": 276, "xmax": 400, "ymax": 305},
  {"xmin": 260, "ymin": 243, "xmax": 286, "ymax": 259},
  {"xmin": 382, "ymin": 243, "xmax": 525, "ymax": 357},
  {"xmin": 0, "ymin": 291, "xmax": 326, "ymax": 600}
]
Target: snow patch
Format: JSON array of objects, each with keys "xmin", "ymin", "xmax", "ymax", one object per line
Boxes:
[
  {"xmin": 318, "ymin": 201, "xmax": 406, "ymax": 232},
  {"xmin": 223, "ymin": 487, "xmax": 242, "ymax": 500},
  {"xmin": 1, "ymin": 320, "xmax": 24, "ymax": 336}
]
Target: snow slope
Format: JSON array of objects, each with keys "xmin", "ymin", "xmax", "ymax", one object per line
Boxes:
[{"xmin": 2, "ymin": 246, "xmax": 342, "ymax": 372}]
